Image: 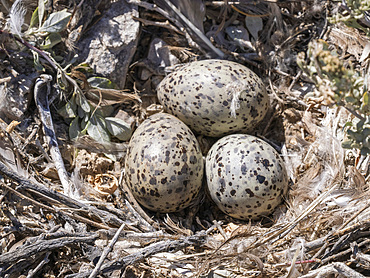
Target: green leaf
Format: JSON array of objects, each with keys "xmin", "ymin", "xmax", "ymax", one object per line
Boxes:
[
  {"xmin": 29, "ymin": 7, "xmax": 39, "ymax": 29},
  {"xmin": 363, "ymin": 127, "xmax": 370, "ymax": 137},
  {"xmin": 93, "ymin": 106, "xmax": 104, "ymax": 117},
  {"xmin": 245, "ymin": 15, "xmax": 263, "ymax": 41},
  {"xmin": 341, "ymin": 140, "xmax": 353, "ymax": 149},
  {"xmin": 360, "ymin": 147, "xmax": 370, "ymax": 156},
  {"xmin": 75, "ymin": 91, "xmax": 90, "ymax": 113},
  {"xmin": 69, "ymin": 117, "xmax": 81, "ymax": 140},
  {"xmin": 88, "ymin": 77, "xmax": 117, "ymax": 89},
  {"xmin": 347, "ymin": 129, "xmax": 357, "ymax": 140},
  {"xmin": 57, "ymin": 69, "xmax": 68, "ymax": 90},
  {"xmin": 40, "ymin": 32, "xmax": 62, "ymax": 49},
  {"xmin": 80, "ymin": 116, "xmax": 88, "ymax": 131},
  {"xmin": 364, "ymin": 91, "xmax": 369, "ymax": 105},
  {"xmin": 37, "ymin": 9, "xmax": 71, "ymax": 33},
  {"xmin": 75, "ymin": 62, "xmax": 93, "ymax": 73},
  {"xmin": 54, "ymin": 55, "xmax": 64, "ymax": 62},
  {"xmin": 355, "ymin": 133, "xmax": 363, "ymax": 143},
  {"xmin": 356, "ymin": 119, "xmax": 365, "ymax": 131},
  {"xmin": 38, "ymin": 0, "xmax": 45, "ymax": 29},
  {"xmin": 344, "ymin": 121, "xmax": 353, "ymax": 127},
  {"xmin": 353, "ymin": 75, "xmax": 364, "ymax": 86},
  {"xmin": 87, "ymin": 115, "xmax": 110, "ymax": 143},
  {"xmin": 345, "ymin": 96, "xmax": 357, "ymax": 103},
  {"xmin": 58, "ymin": 101, "xmax": 77, "ymax": 118},
  {"xmin": 100, "ymin": 105, "xmax": 115, "ymax": 117},
  {"xmin": 78, "ymin": 105, "xmax": 86, "ymax": 118},
  {"xmin": 105, "ymin": 117, "xmax": 133, "ymax": 141},
  {"xmin": 32, "ymin": 50, "xmax": 44, "ymax": 71}
]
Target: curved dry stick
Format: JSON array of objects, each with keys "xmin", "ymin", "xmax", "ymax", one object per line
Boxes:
[{"xmin": 34, "ymin": 74, "xmax": 76, "ymax": 197}]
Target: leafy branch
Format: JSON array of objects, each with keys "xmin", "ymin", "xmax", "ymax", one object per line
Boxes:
[
  {"xmin": 297, "ymin": 40, "xmax": 370, "ymax": 155},
  {"xmin": 329, "ymin": 0, "xmax": 370, "ymax": 35}
]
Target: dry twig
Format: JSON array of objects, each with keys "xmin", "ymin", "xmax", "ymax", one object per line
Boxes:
[
  {"xmin": 66, "ymin": 225, "xmax": 216, "ymax": 278},
  {"xmin": 300, "ymin": 262, "xmax": 366, "ymax": 278}
]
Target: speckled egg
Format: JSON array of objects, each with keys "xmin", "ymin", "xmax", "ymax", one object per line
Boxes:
[
  {"xmin": 205, "ymin": 134, "xmax": 288, "ymax": 220},
  {"xmin": 157, "ymin": 59, "xmax": 269, "ymax": 137},
  {"xmin": 125, "ymin": 113, "xmax": 204, "ymax": 213}
]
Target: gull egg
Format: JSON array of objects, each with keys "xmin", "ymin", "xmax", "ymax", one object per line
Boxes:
[
  {"xmin": 157, "ymin": 59, "xmax": 269, "ymax": 137},
  {"xmin": 125, "ymin": 113, "xmax": 204, "ymax": 213},
  {"xmin": 206, "ymin": 134, "xmax": 288, "ymax": 220}
]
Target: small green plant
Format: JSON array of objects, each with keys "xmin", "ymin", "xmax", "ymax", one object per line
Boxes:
[
  {"xmin": 3, "ymin": 0, "xmax": 137, "ymax": 146},
  {"xmin": 329, "ymin": 0, "xmax": 370, "ymax": 35},
  {"xmin": 297, "ymin": 40, "xmax": 370, "ymax": 155},
  {"xmin": 58, "ymin": 73, "xmax": 135, "ymax": 144}
]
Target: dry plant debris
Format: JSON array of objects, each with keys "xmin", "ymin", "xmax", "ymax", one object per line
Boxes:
[{"xmin": 1, "ymin": 0, "xmax": 370, "ymax": 277}]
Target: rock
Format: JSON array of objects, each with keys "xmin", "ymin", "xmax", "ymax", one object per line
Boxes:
[
  {"xmin": 77, "ymin": 0, "xmax": 140, "ymax": 89},
  {"xmin": 0, "ymin": 71, "xmax": 38, "ymax": 121},
  {"xmin": 140, "ymin": 38, "xmax": 180, "ymax": 81}
]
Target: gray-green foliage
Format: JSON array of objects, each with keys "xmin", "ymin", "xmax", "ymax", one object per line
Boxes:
[
  {"xmin": 26, "ymin": 2, "xmax": 71, "ymax": 49},
  {"xmin": 342, "ymin": 116, "xmax": 370, "ymax": 155},
  {"xmin": 297, "ymin": 40, "xmax": 370, "ymax": 155},
  {"xmin": 6, "ymin": 0, "xmax": 134, "ymax": 146},
  {"xmin": 58, "ymin": 75, "xmax": 133, "ymax": 144},
  {"xmin": 329, "ymin": 0, "xmax": 370, "ymax": 35}
]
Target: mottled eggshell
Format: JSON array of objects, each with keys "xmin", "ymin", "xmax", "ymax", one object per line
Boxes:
[
  {"xmin": 125, "ymin": 113, "xmax": 204, "ymax": 213},
  {"xmin": 157, "ymin": 59, "xmax": 269, "ymax": 137},
  {"xmin": 206, "ymin": 134, "xmax": 288, "ymax": 220}
]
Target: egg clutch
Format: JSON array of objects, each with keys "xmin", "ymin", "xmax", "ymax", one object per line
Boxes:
[{"xmin": 125, "ymin": 59, "xmax": 289, "ymax": 220}]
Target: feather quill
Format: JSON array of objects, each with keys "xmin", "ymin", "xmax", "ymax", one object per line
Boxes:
[{"xmin": 7, "ymin": 0, "xmax": 27, "ymax": 39}]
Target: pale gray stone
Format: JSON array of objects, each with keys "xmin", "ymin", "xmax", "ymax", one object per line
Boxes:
[
  {"xmin": 77, "ymin": 0, "xmax": 140, "ymax": 89},
  {"xmin": 140, "ymin": 38, "xmax": 180, "ymax": 81},
  {"xmin": 0, "ymin": 71, "xmax": 38, "ymax": 121}
]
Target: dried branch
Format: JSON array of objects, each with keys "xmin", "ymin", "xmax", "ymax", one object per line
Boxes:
[
  {"xmin": 88, "ymin": 223, "xmax": 126, "ymax": 278},
  {"xmin": 0, "ymin": 161, "xmax": 139, "ymax": 229},
  {"xmin": 133, "ymin": 16, "xmax": 183, "ymax": 34},
  {"xmin": 26, "ymin": 252, "xmax": 51, "ymax": 278},
  {"xmin": 300, "ymin": 262, "xmax": 366, "ymax": 278},
  {"xmin": 0, "ymin": 234, "xmax": 97, "ymax": 265},
  {"xmin": 66, "ymin": 225, "xmax": 216, "ymax": 278},
  {"xmin": 0, "ymin": 181, "xmax": 111, "ymax": 230}
]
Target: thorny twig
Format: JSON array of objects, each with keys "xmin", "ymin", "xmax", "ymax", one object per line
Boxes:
[
  {"xmin": 127, "ymin": 0, "xmax": 224, "ymax": 57},
  {"xmin": 321, "ymin": 238, "xmax": 370, "ymax": 265},
  {"xmin": 0, "ymin": 234, "xmax": 98, "ymax": 265}
]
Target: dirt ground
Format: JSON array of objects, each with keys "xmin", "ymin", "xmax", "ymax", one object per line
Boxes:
[{"xmin": 1, "ymin": 0, "xmax": 370, "ymax": 277}]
